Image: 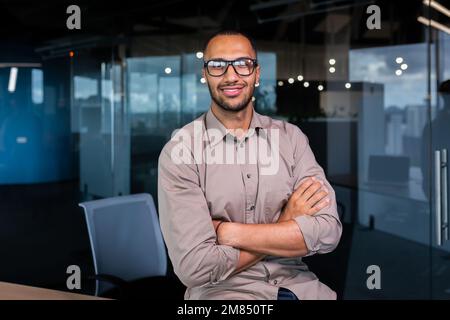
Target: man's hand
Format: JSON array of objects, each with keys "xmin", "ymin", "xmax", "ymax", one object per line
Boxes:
[
  {"xmin": 215, "ymin": 221, "xmax": 235, "ymax": 246},
  {"xmin": 212, "ymin": 220, "xmax": 265, "ymax": 274},
  {"xmin": 213, "ymin": 220, "xmax": 237, "ymax": 246},
  {"xmin": 279, "ymin": 176, "xmax": 330, "ymax": 222},
  {"xmin": 212, "ymin": 220, "xmax": 223, "ymax": 232}
]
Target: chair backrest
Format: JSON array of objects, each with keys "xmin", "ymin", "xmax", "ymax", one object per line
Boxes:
[{"xmin": 79, "ymin": 193, "xmax": 167, "ymax": 296}]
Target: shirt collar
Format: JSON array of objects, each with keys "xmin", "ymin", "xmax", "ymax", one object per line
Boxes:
[
  {"xmin": 205, "ymin": 108, "xmax": 228, "ymax": 143},
  {"xmin": 204, "ymin": 108, "xmax": 267, "ymax": 148}
]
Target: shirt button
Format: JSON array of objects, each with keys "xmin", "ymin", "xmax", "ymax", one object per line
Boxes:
[
  {"xmin": 247, "ymin": 173, "xmax": 251, "ymax": 178},
  {"xmin": 273, "ymin": 280, "xmax": 278, "ymax": 285},
  {"xmin": 250, "ymin": 205, "xmax": 255, "ymax": 210}
]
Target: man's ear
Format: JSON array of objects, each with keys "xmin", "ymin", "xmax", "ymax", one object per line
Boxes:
[{"xmin": 255, "ymin": 65, "xmax": 261, "ymax": 84}]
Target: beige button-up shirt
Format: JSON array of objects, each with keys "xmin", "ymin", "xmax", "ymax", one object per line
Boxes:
[{"xmin": 158, "ymin": 108, "xmax": 342, "ymax": 300}]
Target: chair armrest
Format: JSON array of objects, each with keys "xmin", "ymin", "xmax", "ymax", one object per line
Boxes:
[
  {"xmin": 94, "ymin": 274, "xmax": 127, "ymax": 287},
  {"xmin": 88, "ymin": 274, "xmax": 128, "ymax": 298}
]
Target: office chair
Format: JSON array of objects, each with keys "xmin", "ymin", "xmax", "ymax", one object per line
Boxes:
[{"xmin": 79, "ymin": 193, "xmax": 183, "ymax": 299}]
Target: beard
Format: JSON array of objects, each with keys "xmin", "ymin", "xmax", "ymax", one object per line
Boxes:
[{"xmin": 207, "ymin": 82, "xmax": 255, "ymax": 113}]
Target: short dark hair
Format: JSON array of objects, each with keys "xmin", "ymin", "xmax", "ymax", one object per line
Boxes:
[{"xmin": 203, "ymin": 30, "xmax": 257, "ymax": 59}]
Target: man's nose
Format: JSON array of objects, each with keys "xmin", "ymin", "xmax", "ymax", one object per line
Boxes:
[{"xmin": 223, "ymin": 64, "xmax": 239, "ymax": 82}]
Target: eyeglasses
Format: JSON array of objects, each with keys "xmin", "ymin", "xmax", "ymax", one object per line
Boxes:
[{"xmin": 204, "ymin": 58, "xmax": 258, "ymax": 77}]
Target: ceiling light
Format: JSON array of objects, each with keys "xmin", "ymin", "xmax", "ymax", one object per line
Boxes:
[
  {"xmin": 417, "ymin": 16, "xmax": 450, "ymax": 35},
  {"xmin": 8, "ymin": 67, "xmax": 18, "ymax": 93},
  {"xmin": 423, "ymin": 0, "xmax": 450, "ymax": 19}
]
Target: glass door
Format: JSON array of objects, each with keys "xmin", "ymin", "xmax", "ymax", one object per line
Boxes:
[
  {"xmin": 342, "ymin": 43, "xmax": 432, "ymax": 299},
  {"xmin": 287, "ymin": 0, "xmax": 434, "ymax": 299},
  {"xmin": 71, "ymin": 45, "xmax": 130, "ymax": 199},
  {"xmin": 428, "ymin": 1, "xmax": 450, "ymax": 298}
]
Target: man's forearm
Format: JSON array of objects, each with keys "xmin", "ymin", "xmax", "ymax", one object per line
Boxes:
[
  {"xmin": 218, "ymin": 220, "xmax": 308, "ymax": 257},
  {"xmin": 233, "ymin": 250, "xmax": 265, "ymax": 275}
]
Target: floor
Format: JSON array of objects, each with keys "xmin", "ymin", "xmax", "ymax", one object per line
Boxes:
[{"xmin": 0, "ymin": 181, "xmax": 95, "ymax": 295}]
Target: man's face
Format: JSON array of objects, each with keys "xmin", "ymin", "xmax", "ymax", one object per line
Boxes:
[{"xmin": 203, "ymin": 35, "xmax": 260, "ymax": 113}]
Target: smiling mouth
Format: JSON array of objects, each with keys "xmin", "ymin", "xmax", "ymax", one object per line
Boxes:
[{"xmin": 220, "ymin": 86, "xmax": 244, "ymax": 97}]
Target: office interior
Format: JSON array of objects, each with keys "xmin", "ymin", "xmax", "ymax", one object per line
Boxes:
[{"xmin": 0, "ymin": 0, "xmax": 450, "ymax": 299}]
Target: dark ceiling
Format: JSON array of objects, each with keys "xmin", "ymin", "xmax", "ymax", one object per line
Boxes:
[{"xmin": 0, "ymin": 0, "xmax": 441, "ymax": 49}]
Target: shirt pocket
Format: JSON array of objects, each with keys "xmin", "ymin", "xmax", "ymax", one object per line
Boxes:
[
  {"xmin": 263, "ymin": 190, "xmax": 290, "ymax": 222},
  {"xmin": 259, "ymin": 152, "xmax": 295, "ymax": 222}
]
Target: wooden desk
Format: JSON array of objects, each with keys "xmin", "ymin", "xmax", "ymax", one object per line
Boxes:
[{"xmin": 0, "ymin": 282, "xmax": 109, "ymax": 300}]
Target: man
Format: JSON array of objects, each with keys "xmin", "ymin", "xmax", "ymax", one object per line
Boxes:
[{"xmin": 158, "ymin": 30, "xmax": 342, "ymax": 300}]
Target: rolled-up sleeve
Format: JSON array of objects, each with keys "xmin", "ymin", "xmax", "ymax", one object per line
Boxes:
[
  {"xmin": 289, "ymin": 125, "xmax": 342, "ymax": 256},
  {"xmin": 158, "ymin": 141, "xmax": 240, "ymax": 288}
]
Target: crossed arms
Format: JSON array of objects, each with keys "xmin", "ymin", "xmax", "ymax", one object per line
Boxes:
[
  {"xmin": 213, "ymin": 176, "xmax": 332, "ymax": 275},
  {"xmin": 158, "ymin": 127, "xmax": 342, "ymax": 288}
]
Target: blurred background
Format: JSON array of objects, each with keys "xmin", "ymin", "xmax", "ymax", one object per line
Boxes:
[{"xmin": 0, "ymin": 0, "xmax": 449, "ymax": 299}]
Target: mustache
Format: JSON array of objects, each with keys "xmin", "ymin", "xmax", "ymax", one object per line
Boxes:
[{"xmin": 218, "ymin": 82, "xmax": 247, "ymax": 89}]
